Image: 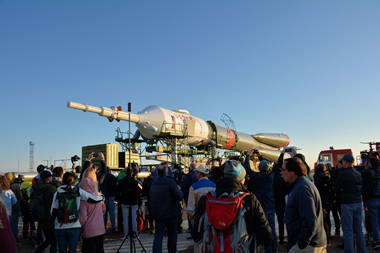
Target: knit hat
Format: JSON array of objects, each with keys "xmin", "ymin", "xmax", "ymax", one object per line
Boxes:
[{"xmin": 223, "ymin": 160, "xmax": 246, "ymax": 181}]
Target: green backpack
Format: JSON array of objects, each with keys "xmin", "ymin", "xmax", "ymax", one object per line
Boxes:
[{"xmin": 56, "ymin": 187, "xmax": 80, "ymax": 226}]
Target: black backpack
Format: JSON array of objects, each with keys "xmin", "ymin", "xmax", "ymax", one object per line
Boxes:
[{"xmin": 29, "ymin": 191, "xmax": 47, "ymax": 221}]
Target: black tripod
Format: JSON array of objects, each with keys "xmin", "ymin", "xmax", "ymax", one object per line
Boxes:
[{"xmin": 116, "ymin": 205, "xmax": 147, "ymax": 253}]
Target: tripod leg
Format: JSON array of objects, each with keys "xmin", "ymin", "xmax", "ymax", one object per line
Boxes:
[
  {"xmin": 134, "ymin": 232, "xmax": 147, "ymax": 253},
  {"xmin": 116, "ymin": 234, "xmax": 129, "ymax": 253}
]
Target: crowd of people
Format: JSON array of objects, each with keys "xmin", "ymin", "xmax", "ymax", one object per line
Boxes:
[{"xmin": 0, "ymin": 148, "xmax": 379, "ymax": 253}]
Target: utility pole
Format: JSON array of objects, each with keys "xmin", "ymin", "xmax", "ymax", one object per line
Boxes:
[{"xmin": 29, "ymin": 141, "xmax": 35, "ymax": 172}]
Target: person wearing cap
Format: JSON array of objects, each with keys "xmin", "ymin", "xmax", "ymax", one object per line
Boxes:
[
  {"xmin": 336, "ymin": 154, "xmax": 366, "ymax": 253},
  {"xmin": 282, "ymin": 157, "xmax": 327, "ymax": 253},
  {"xmin": 186, "ymin": 164, "xmax": 215, "ymax": 253},
  {"xmin": 193, "ymin": 160, "xmax": 273, "ymax": 250}
]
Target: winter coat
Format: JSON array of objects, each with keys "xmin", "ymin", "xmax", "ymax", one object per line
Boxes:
[
  {"xmin": 51, "ymin": 184, "xmax": 104, "ymax": 229},
  {"xmin": 336, "ymin": 167, "xmax": 363, "ymax": 204},
  {"xmin": 150, "ymin": 175, "xmax": 183, "ymax": 221},
  {"xmin": 79, "ymin": 177, "xmax": 106, "ymax": 238},
  {"xmin": 285, "ymin": 176, "xmax": 327, "ymax": 250},
  {"xmin": 193, "ymin": 178, "xmax": 273, "ymax": 247},
  {"xmin": 116, "ymin": 175, "xmax": 141, "ymax": 205}
]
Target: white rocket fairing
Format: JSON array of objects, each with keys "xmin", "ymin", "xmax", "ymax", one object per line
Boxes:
[{"xmin": 67, "ymin": 101, "xmax": 290, "ymax": 162}]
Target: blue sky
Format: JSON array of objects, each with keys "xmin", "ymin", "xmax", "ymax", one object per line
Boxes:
[{"xmin": 1, "ymin": 0, "xmax": 379, "ymax": 172}]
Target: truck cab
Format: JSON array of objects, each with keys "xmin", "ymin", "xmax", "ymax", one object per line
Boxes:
[{"xmin": 315, "ymin": 148, "xmax": 353, "ymax": 168}]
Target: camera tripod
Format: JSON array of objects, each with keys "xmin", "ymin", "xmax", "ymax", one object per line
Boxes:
[{"xmin": 116, "ymin": 205, "xmax": 147, "ymax": 253}]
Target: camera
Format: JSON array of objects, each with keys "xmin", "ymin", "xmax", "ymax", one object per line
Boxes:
[{"xmin": 93, "ymin": 152, "xmax": 98, "ymax": 158}]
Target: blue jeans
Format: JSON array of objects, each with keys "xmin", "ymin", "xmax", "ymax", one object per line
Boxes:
[
  {"xmin": 367, "ymin": 198, "xmax": 380, "ymax": 243},
  {"xmin": 153, "ymin": 218, "xmax": 178, "ymax": 253},
  {"xmin": 104, "ymin": 196, "xmax": 116, "ymax": 229},
  {"xmin": 265, "ymin": 211, "xmax": 278, "ymax": 253},
  {"xmin": 10, "ymin": 211, "xmax": 20, "ymax": 240},
  {"xmin": 55, "ymin": 228, "xmax": 81, "ymax": 253},
  {"xmin": 341, "ymin": 202, "xmax": 366, "ymax": 253},
  {"xmin": 121, "ymin": 204, "xmax": 138, "ymax": 235}
]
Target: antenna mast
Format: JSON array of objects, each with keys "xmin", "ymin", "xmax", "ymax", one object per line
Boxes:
[{"xmin": 29, "ymin": 141, "xmax": 35, "ymax": 172}]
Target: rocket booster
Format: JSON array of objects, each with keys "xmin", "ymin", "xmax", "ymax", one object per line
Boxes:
[{"xmin": 67, "ymin": 101, "xmax": 290, "ymax": 162}]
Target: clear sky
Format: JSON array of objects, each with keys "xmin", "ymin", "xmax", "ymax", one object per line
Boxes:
[{"xmin": 1, "ymin": 0, "xmax": 379, "ymax": 172}]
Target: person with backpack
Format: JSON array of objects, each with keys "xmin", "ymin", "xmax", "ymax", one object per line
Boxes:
[
  {"xmin": 193, "ymin": 160, "xmax": 273, "ymax": 253},
  {"xmin": 31, "ymin": 170, "xmax": 57, "ymax": 253},
  {"xmin": 362, "ymin": 155, "xmax": 380, "ymax": 249},
  {"xmin": 51, "ymin": 172, "xmax": 105, "ymax": 253},
  {"xmin": 80, "ymin": 176, "xmax": 106, "ymax": 253}
]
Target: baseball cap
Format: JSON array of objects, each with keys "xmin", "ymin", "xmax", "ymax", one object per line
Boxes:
[
  {"xmin": 342, "ymin": 154, "xmax": 354, "ymax": 163},
  {"xmin": 194, "ymin": 164, "xmax": 209, "ymax": 175}
]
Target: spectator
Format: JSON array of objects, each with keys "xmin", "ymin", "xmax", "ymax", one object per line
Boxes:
[
  {"xmin": 142, "ymin": 172, "xmax": 154, "ymax": 233},
  {"xmin": 51, "ymin": 172, "xmax": 104, "ymax": 253},
  {"xmin": 100, "ymin": 168, "xmax": 117, "ymax": 233},
  {"xmin": 336, "ymin": 154, "xmax": 366, "ymax": 253},
  {"xmin": 329, "ymin": 163, "xmax": 342, "ymax": 237},
  {"xmin": 32, "ymin": 164, "xmax": 46, "ymax": 186},
  {"xmin": 0, "ymin": 186, "xmax": 17, "ymax": 253},
  {"xmin": 181, "ymin": 159, "xmax": 200, "ymax": 233},
  {"xmin": 282, "ymin": 157, "xmax": 327, "ymax": 252},
  {"xmin": 32, "ymin": 170, "xmax": 57, "ymax": 253},
  {"xmin": 186, "ymin": 164, "xmax": 215, "ymax": 253},
  {"xmin": 314, "ymin": 163, "xmax": 333, "ymax": 244},
  {"xmin": 116, "ymin": 166, "xmax": 142, "ymax": 236},
  {"xmin": 193, "ymin": 160, "xmax": 273, "ymax": 252},
  {"xmin": 80, "ymin": 176, "xmax": 106, "ymax": 253},
  {"xmin": 0, "ymin": 175, "xmax": 18, "ymax": 241},
  {"xmin": 20, "ymin": 177, "xmax": 35, "ymax": 240},
  {"xmin": 245, "ymin": 153, "xmax": 278, "ymax": 253},
  {"xmin": 9, "ymin": 174, "xmax": 23, "ymax": 242},
  {"xmin": 150, "ymin": 164, "xmax": 184, "ymax": 253},
  {"xmin": 52, "ymin": 167, "xmax": 64, "ymax": 187},
  {"xmin": 362, "ymin": 156, "xmax": 380, "ymax": 249}
]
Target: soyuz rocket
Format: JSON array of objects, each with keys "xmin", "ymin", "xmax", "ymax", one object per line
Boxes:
[{"xmin": 68, "ymin": 101, "xmax": 290, "ymax": 162}]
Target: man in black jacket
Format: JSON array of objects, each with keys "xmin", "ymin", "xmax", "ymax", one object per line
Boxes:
[
  {"xmin": 116, "ymin": 167, "xmax": 142, "ymax": 236},
  {"xmin": 282, "ymin": 157, "xmax": 327, "ymax": 253},
  {"xmin": 336, "ymin": 154, "xmax": 366, "ymax": 253},
  {"xmin": 150, "ymin": 164, "xmax": 184, "ymax": 253},
  {"xmin": 193, "ymin": 160, "xmax": 273, "ymax": 252}
]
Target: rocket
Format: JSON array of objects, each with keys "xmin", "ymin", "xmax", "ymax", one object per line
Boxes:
[{"xmin": 67, "ymin": 101, "xmax": 290, "ymax": 162}]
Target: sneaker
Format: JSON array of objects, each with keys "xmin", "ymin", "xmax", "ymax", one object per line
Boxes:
[{"xmin": 373, "ymin": 243, "xmax": 380, "ymax": 250}]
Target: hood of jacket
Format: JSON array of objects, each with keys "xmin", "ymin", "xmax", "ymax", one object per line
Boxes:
[{"xmin": 80, "ymin": 177, "xmax": 96, "ymax": 195}]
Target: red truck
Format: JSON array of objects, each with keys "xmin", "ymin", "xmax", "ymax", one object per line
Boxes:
[{"xmin": 315, "ymin": 147, "xmax": 353, "ymax": 168}]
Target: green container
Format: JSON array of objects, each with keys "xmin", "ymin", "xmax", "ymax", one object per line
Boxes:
[
  {"xmin": 82, "ymin": 143, "xmax": 119, "ymax": 169},
  {"xmin": 119, "ymin": 152, "xmax": 140, "ymax": 168}
]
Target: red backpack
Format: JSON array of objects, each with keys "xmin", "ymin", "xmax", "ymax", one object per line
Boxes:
[{"xmin": 202, "ymin": 192, "xmax": 253, "ymax": 253}]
